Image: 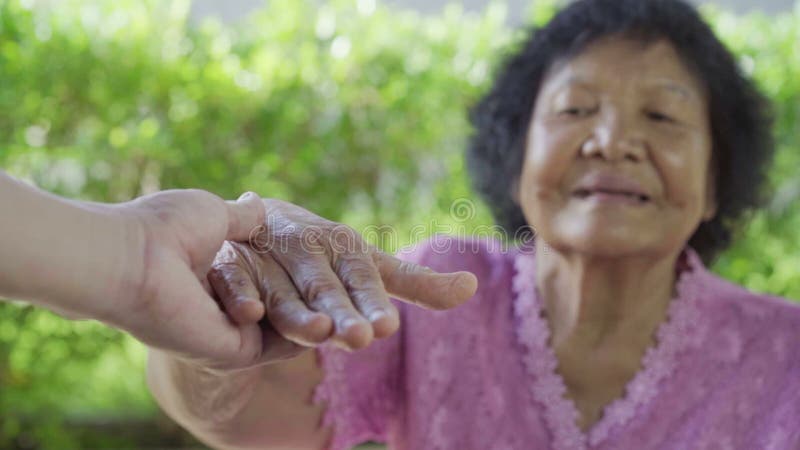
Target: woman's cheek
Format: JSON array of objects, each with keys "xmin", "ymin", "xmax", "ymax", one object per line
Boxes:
[
  {"xmin": 650, "ymin": 142, "xmax": 708, "ymax": 212},
  {"xmin": 527, "ymin": 126, "xmax": 580, "ymax": 186}
]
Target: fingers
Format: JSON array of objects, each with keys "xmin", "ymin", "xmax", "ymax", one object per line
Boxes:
[
  {"xmin": 208, "ymin": 242, "xmax": 265, "ymax": 325},
  {"xmin": 210, "ymin": 242, "xmax": 334, "ymax": 347},
  {"xmin": 271, "ymin": 252, "xmax": 374, "ymax": 350},
  {"xmin": 374, "ymin": 251, "xmax": 478, "ymax": 310},
  {"xmin": 333, "ymin": 253, "xmax": 399, "ymax": 339},
  {"xmin": 257, "ymin": 253, "xmax": 333, "ymax": 346},
  {"xmin": 224, "ymin": 192, "xmax": 266, "ymax": 242}
]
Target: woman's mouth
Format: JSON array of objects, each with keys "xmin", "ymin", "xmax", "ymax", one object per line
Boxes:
[
  {"xmin": 571, "ymin": 173, "xmax": 652, "ymax": 205},
  {"xmin": 573, "ymin": 188, "xmax": 651, "ymax": 205}
]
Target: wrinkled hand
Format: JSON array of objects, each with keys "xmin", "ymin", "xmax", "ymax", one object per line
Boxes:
[
  {"xmin": 108, "ymin": 189, "xmax": 266, "ymax": 369},
  {"xmin": 207, "ymin": 199, "xmax": 478, "ymax": 366}
]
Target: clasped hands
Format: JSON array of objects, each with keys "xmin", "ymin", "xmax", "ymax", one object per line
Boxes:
[
  {"xmin": 205, "ymin": 199, "xmax": 479, "ymax": 371},
  {"xmin": 108, "ymin": 190, "xmax": 477, "ymax": 372}
]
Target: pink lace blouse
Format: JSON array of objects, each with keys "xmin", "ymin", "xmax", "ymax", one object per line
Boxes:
[{"xmin": 314, "ymin": 236, "xmax": 800, "ymax": 450}]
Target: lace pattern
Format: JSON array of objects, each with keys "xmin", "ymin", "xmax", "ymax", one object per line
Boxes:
[
  {"xmin": 311, "ymin": 236, "xmax": 800, "ymax": 450},
  {"xmin": 512, "ymin": 248, "xmax": 709, "ymax": 449},
  {"xmin": 314, "ymin": 343, "xmax": 394, "ymax": 450}
]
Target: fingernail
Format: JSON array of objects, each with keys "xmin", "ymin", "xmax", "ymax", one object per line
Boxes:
[
  {"xmin": 368, "ymin": 310, "xmax": 386, "ymax": 322},
  {"xmin": 235, "ymin": 297, "xmax": 253, "ymax": 306},
  {"xmin": 237, "ymin": 191, "xmax": 256, "ymax": 203},
  {"xmin": 332, "ymin": 340, "xmax": 354, "ymax": 352},
  {"xmin": 341, "ymin": 318, "xmax": 360, "ymax": 330}
]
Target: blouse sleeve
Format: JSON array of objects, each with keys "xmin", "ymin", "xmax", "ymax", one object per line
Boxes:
[{"xmin": 313, "ymin": 240, "xmax": 436, "ymax": 450}]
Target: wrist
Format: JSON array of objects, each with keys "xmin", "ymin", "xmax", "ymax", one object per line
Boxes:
[
  {"xmin": 147, "ymin": 349, "xmax": 262, "ymax": 428},
  {"xmin": 86, "ymin": 201, "xmax": 148, "ymax": 327},
  {"xmin": 68, "ymin": 201, "xmax": 140, "ymax": 323}
]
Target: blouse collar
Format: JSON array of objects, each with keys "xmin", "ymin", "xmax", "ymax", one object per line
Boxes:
[{"xmin": 512, "ymin": 245, "xmax": 710, "ymax": 449}]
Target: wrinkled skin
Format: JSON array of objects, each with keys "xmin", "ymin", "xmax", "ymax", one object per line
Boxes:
[
  {"xmin": 146, "ymin": 200, "xmax": 478, "ymax": 448},
  {"xmin": 207, "ymin": 199, "xmax": 479, "ymax": 365},
  {"xmin": 148, "ymin": 34, "xmax": 727, "ymax": 450},
  {"xmin": 517, "ymin": 37, "xmax": 718, "ymax": 432},
  {"xmin": 520, "ymin": 37, "xmax": 717, "ymax": 259}
]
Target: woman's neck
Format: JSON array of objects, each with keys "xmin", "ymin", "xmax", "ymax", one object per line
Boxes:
[{"xmin": 534, "ymin": 240, "xmax": 680, "ymax": 353}]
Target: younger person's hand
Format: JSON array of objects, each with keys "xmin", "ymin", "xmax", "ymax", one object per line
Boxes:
[{"xmin": 107, "ymin": 189, "xmax": 267, "ymax": 369}]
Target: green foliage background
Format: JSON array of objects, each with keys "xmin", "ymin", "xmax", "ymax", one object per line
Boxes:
[{"xmin": 0, "ymin": 0, "xmax": 798, "ymax": 448}]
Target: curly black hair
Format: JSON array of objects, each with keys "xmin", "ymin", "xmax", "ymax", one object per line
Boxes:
[{"xmin": 466, "ymin": 0, "xmax": 774, "ymax": 264}]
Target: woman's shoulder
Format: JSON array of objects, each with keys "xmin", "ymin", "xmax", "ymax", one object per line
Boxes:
[
  {"xmin": 693, "ymin": 267, "xmax": 800, "ymax": 367},
  {"xmin": 697, "ymin": 267, "xmax": 800, "ymax": 325}
]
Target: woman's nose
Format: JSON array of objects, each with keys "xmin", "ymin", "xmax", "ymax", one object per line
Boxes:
[{"xmin": 580, "ymin": 113, "xmax": 646, "ymax": 163}]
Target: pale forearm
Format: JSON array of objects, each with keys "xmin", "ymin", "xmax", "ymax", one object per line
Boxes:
[{"xmin": 0, "ymin": 171, "xmax": 137, "ymax": 321}]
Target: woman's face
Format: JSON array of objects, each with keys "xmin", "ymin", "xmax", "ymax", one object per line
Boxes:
[{"xmin": 519, "ymin": 37, "xmax": 717, "ymax": 259}]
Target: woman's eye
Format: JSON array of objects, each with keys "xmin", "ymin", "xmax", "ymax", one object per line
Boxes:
[
  {"xmin": 646, "ymin": 111, "xmax": 675, "ymax": 123},
  {"xmin": 559, "ymin": 107, "xmax": 594, "ymax": 117}
]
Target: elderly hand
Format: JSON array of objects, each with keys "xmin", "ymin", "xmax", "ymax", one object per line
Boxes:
[{"xmin": 206, "ymin": 199, "xmax": 478, "ymax": 367}]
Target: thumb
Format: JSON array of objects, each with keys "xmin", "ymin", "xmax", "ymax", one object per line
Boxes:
[
  {"xmin": 225, "ymin": 192, "xmax": 266, "ymax": 242},
  {"xmin": 374, "ymin": 251, "xmax": 478, "ymax": 310}
]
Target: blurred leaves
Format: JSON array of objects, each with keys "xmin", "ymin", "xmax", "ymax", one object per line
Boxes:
[
  {"xmin": 0, "ymin": 0, "xmax": 798, "ymax": 448},
  {"xmin": 702, "ymin": 4, "xmax": 800, "ymax": 301}
]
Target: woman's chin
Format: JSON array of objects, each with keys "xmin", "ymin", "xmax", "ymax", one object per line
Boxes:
[{"xmin": 540, "ymin": 229, "xmax": 659, "ymax": 259}]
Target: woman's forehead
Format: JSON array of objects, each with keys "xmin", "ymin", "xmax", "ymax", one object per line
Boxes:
[{"xmin": 540, "ymin": 36, "xmax": 706, "ymax": 99}]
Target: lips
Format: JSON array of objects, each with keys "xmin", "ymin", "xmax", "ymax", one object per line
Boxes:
[{"xmin": 572, "ymin": 174, "xmax": 651, "ymax": 204}]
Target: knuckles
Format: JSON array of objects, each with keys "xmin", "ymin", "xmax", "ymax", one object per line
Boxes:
[
  {"xmin": 335, "ymin": 260, "xmax": 382, "ymax": 292},
  {"xmin": 298, "ymin": 275, "xmax": 346, "ymax": 304}
]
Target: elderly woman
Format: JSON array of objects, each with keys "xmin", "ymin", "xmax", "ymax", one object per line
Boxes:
[{"xmin": 147, "ymin": 0, "xmax": 800, "ymax": 449}]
